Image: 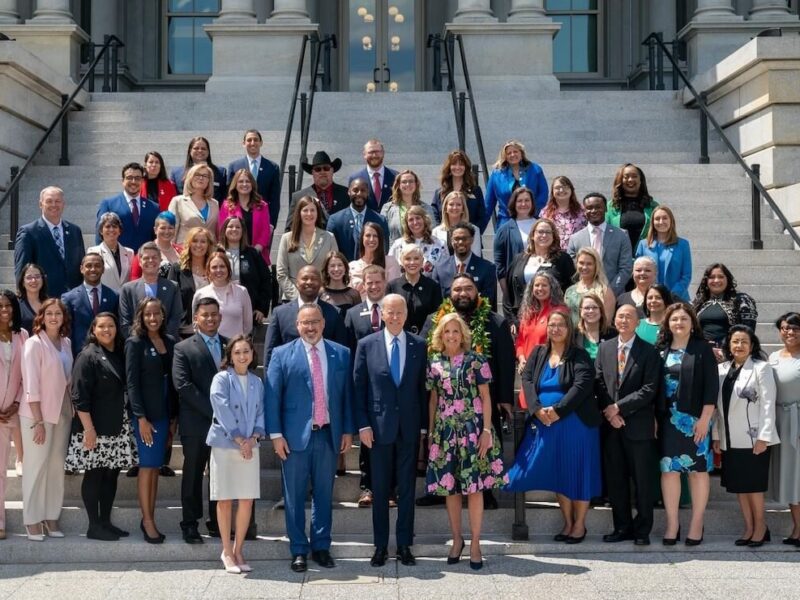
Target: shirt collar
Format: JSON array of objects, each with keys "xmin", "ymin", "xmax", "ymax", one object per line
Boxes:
[
  {"xmin": 383, "ymin": 328, "xmax": 405, "ymax": 345},
  {"xmin": 124, "ymin": 191, "xmax": 139, "ymax": 204},
  {"xmin": 366, "ymin": 298, "xmax": 383, "ymax": 311},
  {"xmin": 301, "ymin": 338, "xmax": 324, "ymax": 354},
  {"xmin": 42, "ymin": 216, "xmax": 62, "ymax": 229},
  {"xmin": 83, "ymin": 283, "xmax": 100, "ymax": 293},
  {"xmin": 618, "ymin": 335, "xmax": 635, "ymax": 352},
  {"xmin": 198, "ymin": 331, "xmax": 220, "ymax": 345},
  {"xmin": 297, "ymin": 297, "xmax": 319, "ymax": 308},
  {"xmin": 367, "ymin": 165, "xmax": 385, "ymax": 179},
  {"xmin": 590, "ymin": 222, "xmax": 607, "ymax": 233}
]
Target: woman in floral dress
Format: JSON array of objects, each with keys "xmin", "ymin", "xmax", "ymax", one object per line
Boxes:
[{"xmin": 426, "ymin": 313, "xmax": 506, "ymax": 570}]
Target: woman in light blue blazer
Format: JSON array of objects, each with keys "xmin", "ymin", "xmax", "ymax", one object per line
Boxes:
[
  {"xmin": 207, "ymin": 334, "xmax": 265, "ymax": 574},
  {"xmin": 635, "ymin": 206, "xmax": 692, "ymax": 301},
  {"xmin": 493, "ymin": 186, "xmax": 537, "ymax": 298}
]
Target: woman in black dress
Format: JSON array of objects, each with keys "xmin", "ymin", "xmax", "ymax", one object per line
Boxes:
[
  {"xmin": 606, "ymin": 163, "xmax": 659, "ymax": 253},
  {"xmin": 219, "ymin": 215, "xmax": 272, "ymax": 326},
  {"xmin": 319, "ymin": 250, "xmax": 361, "ymax": 315},
  {"xmin": 16, "ymin": 263, "xmax": 47, "ymax": 335},
  {"xmin": 167, "ymin": 226, "xmax": 216, "ymax": 337},
  {"xmin": 386, "ymin": 243, "xmax": 443, "ymax": 335}
]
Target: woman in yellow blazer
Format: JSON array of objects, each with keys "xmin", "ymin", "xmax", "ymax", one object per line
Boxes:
[
  {"xmin": 167, "ymin": 163, "xmax": 220, "ymax": 245},
  {"xmin": 19, "ymin": 298, "xmax": 73, "ymax": 541}
]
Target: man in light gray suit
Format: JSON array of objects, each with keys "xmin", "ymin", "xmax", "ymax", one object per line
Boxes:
[
  {"xmin": 119, "ymin": 242, "xmax": 183, "ymax": 338},
  {"xmin": 567, "ymin": 192, "xmax": 632, "ymax": 296}
]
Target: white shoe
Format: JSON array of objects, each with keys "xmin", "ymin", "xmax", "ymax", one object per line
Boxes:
[
  {"xmin": 15, "ymin": 461, "xmax": 22, "ymax": 477},
  {"xmin": 221, "ymin": 553, "xmax": 241, "ymax": 574},
  {"xmin": 43, "ymin": 521, "xmax": 65, "ymax": 538},
  {"xmin": 26, "ymin": 526, "xmax": 44, "ymax": 542}
]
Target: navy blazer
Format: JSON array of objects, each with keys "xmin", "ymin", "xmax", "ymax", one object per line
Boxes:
[
  {"xmin": 431, "ymin": 254, "xmax": 497, "ymax": 311},
  {"xmin": 14, "ymin": 217, "xmax": 85, "ymax": 298},
  {"xmin": 119, "ymin": 277, "xmax": 183, "ymax": 340},
  {"xmin": 493, "ymin": 219, "xmax": 526, "ymax": 282},
  {"xmin": 95, "ymin": 193, "xmax": 159, "ymax": 251},
  {"xmin": 172, "ymin": 333, "xmax": 228, "ymax": 436},
  {"xmin": 125, "ymin": 334, "xmax": 178, "ymax": 422},
  {"xmin": 227, "ymin": 155, "xmax": 281, "ymax": 227},
  {"xmin": 348, "ymin": 167, "xmax": 397, "ymax": 211},
  {"xmin": 61, "ymin": 284, "xmax": 120, "ymax": 357},
  {"xmin": 431, "ymin": 187, "xmax": 488, "ymax": 233},
  {"xmin": 263, "ymin": 299, "xmax": 347, "ymax": 368},
  {"xmin": 265, "ymin": 338, "xmax": 354, "ymax": 452},
  {"xmin": 170, "ymin": 164, "xmax": 227, "ymax": 204},
  {"xmin": 325, "ymin": 207, "xmax": 389, "ymax": 262},
  {"xmin": 352, "ymin": 331, "xmax": 428, "ymax": 444},
  {"xmin": 344, "ymin": 301, "xmax": 383, "ymax": 352}
]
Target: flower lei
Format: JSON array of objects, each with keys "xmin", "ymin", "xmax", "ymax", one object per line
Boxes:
[{"xmin": 427, "ymin": 297, "xmax": 492, "ymax": 358}]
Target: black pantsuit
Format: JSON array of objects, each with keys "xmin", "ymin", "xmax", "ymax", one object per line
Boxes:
[
  {"xmin": 603, "ymin": 430, "xmax": 656, "ymax": 537},
  {"xmin": 179, "ymin": 435, "xmax": 214, "ymax": 526}
]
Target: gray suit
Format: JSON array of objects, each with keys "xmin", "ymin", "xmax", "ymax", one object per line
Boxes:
[
  {"xmin": 567, "ymin": 224, "xmax": 632, "ymax": 297},
  {"xmin": 119, "ymin": 277, "xmax": 183, "ymax": 339}
]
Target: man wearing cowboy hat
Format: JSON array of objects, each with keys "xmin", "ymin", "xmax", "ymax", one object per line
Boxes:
[{"xmin": 287, "ymin": 151, "xmax": 350, "ymax": 231}]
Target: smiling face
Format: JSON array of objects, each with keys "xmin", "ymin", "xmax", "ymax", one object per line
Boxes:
[
  {"xmin": 43, "ymin": 304, "xmax": 63, "ymax": 335},
  {"xmin": 80, "ymin": 255, "xmax": 104, "ymax": 287},
  {"xmin": 668, "ymin": 308, "xmax": 692, "ymax": 339},
  {"xmin": 297, "ymin": 305, "xmax": 324, "ymax": 345},
  {"xmin": 122, "ymin": 167, "xmax": 143, "ymax": 196},
  {"xmin": 140, "ymin": 249, "xmax": 161, "ymax": 277},
  {"xmin": 532, "ymin": 275, "xmax": 551, "ymax": 301},
  {"xmin": 633, "ymin": 261, "xmax": 656, "ymax": 289},
  {"xmin": 0, "ymin": 295, "xmax": 13, "ymax": 328},
  {"xmin": 552, "ymin": 179, "xmax": 571, "ymax": 204},
  {"xmin": 444, "ymin": 196, "xmax": 465, "ymax": 222},
  {"xmin": 652, "ymin": 209, "xmax": 672, "ymax": 235},
  {"xmin": 381, "ymin": 295, "xmax": 407, "ymax": 336},
  {"xmin": 311, "ymin": 164, "xmax": 333, "ymax": 189},
  {"xmin": 451, "ymin": 278, "xmax": 478, "ymax": 313},
  {"xmin": 707, "ymin": 267, "xmax": 728, "ymax": 296},
  {"xmin": 441, "ymin": 320, "xmax": 463, "ymax": 352},
  {"xmin": 144, "ymin": 155, "xmax": 162, "ymax": 179},
  {"xmin": 92, "ymin": 315, "xmax": 117, "ymax": 350},
  {"xmin": 580, "ymin": 298, "xmax": 602, "ymax": 325},
  {"xmin": 576, "ymin": 253, "xmax": 596, "ymax": 281},
  {"xmin": 546, "ymin": 312, "xmax": 569, "ymax": 344},
  {"xmin": 400, "ymin": 250, "xmax": 422, "ymax": 276},
  {"xmin": 614, "ymin": 304, "xmax": 639, "ymax": 338},
  {"xmin": 364, "ymin": 271, "xmax": 386, "ymax": 303},
  {"xmin": 142, "ymin": 300, "xmax": 164, "ymax": 333},
  {"xmin": 235, "ymin": 174, "xmax": 253, "ymax": 196},
  {"xmin": 208, "ymin": 255, "xmax": 230, "ymax": 285},
  {"xmin": 362, "ymin": 226, "xmax": 380, "ymax": 252},
  {"xmin": 300, "ymin": 202, "xmax": 318, "ymax": 225},
  {"xmin": 406, "ymin": 214, "xmax": 424, "ymax": 237},
  {"xmin": 326, "ymin": 257, "xmax": 346, "ymax": 283},
  {"xmin": 729, "ymin": 331, "xmax": 752, "ymax": 364},
  {"xmin": 243, "ymin": 132, "xmax": 262, "ymax": 158},
  {"xmin": 621, "ymin": 166, "xmax": 641, "ymax": 196},
  {"xmin": 645, "ymin": 288, "xmax": 666, "ymax": 316},
  {"xmin": 39, "ymin": 188, "xmax": 65, "ymax": 223},
  {"xmin": 348, "ymin": 179, "xmax": 369, "ymax": 209},
  {"xmin": 190, "ymin": 140, "xmax": 209, "ymax": 164},
  {"xmin": 532, "ymin": 221, "xmax": 554, "ymax": 250},
  {"xmin": 296, "ymin": 267, "xmax": 322, "ymax": 302},
  {"xmin": 514, "ymin": 192, "xmax": 534, "ymax": 219},
  {"xmin": 583, "ymin": 196, "xmax": 606, "ymax": 226},
  {"xmin": 504, "ymin": 144, "xmax": 522, "ymax": 166},
  {"xmin": 230, "ymin": 339, "xmax": 254, "ymax": 371},
  {"xmin": 451, "ymin": 227, "xmax": 473, "ymax": 259},
  {"xmin": 194, "ymin": 302, "xmax": 220, "ymax": 336},
  {"xmin": 155, "ymin": 219, "xmax": 175, "ymax": 243},
  {"xmin": 22, "ymin": 266, "xmax": 43, "ymax": 296},
  {"xmin": 398, "ymin": 173, "xmax": 417, "ymax": 199},
  {"xmin": 363, "ymin": 141, "xmax": 384, "ymax": 169},
  {"xmin": 101, "ymin": 220, "xmax": 121, "ymax": 246},
  {"xmin": 190, "ymin": 233, "xmax": 209, "ymax": 258},
  {"xmin": 779, "ymin": 320, "xmax": 800, "ymax": 352},
  {"xmin": 224, "ymin": 219, "xmax": 243, "ymax": 245},
  {"xmin": 449, "ymin": 159, "xmax": 465, "ymax": 178}
]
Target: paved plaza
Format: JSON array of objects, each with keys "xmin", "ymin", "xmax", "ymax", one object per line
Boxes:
[{"xmin": 1, "ymin": 550, "xmax": 799, "ymax": 600}]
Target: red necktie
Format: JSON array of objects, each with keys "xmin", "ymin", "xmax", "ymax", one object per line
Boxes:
[
  {"xmin": 131, "ymin": 198, "xmax": 140, "ymax": 227},
  {"xmin": 457, "ymin": 262, "xmax": 465, "ymax": 274},
  {"xmin": 370, "ymin": 303, "xmax": 380, "ymax": 332},
  {"xmin": 372, "ymin": 172, "xmax": 381, "ymax": 206},
  {"xmin": 91, "ymin": 287, "xmax": 100, "ymax": 315}
]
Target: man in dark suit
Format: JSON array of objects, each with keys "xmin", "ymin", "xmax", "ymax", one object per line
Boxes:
[
  {"xmin": 172, "ymin": 297, "xmax": 226, "ymax": 544},
  {"xmin": 567, "ymin": 193, "xmax": 633, "ymax": 296},
  {"xmin": 118, "ymin": 242, "xmax": 183, "ymax": 339},
  {"xmin": 95, "ymin": 163, "xmax": 159, "ymax": 252},
  {"xmin": 61, "ymin": 252, "xmax": 119, "ymax": 356},
  {"xmin": 287, "ymin": 151, "xmax": 349, "ymax": 231},
  {"xmin": 431, "ymin": 222, "xmax": 497, "ymax": 310},
  {"xmin": 326, "ymin": 178, "xmax": 389, "ymax": 262},
  {"xmin": 265, "ymin": 303, "xmax": 354, "ymax": 573},
  {"xmin": 353, "ymin": 294, "xmax": 427, "ymax": 567},
  {"xmin": 344, "ymin": 264, "xmax": 387, "ymax": 507},
  {"xmin": 14, "ymin": 186, "xmax": 85, "ymax": 297},
  {"xmin": 596, "ymin": 304, "xmax": 661, "ymax": 545},
  {"xmin": 348, "ymin": 139, "xmax": 397, "ymax": 211},
  {"xmin": 263, "ymin": 266, "xmax": 347, "ymax": 367},
  {"xmin": 227, "ymin": 129, "xmax": 281, "ymax": 227}
]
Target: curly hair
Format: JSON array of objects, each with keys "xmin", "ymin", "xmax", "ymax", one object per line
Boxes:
[
  {"xmin": 179, "ymin": 227, "xmax": 216, "ymax": 270},
  {"xmin": 519, "ymin": 270, "xmax": 564, "ymax": 324},
  {"xmin": 721, "ymin": 325, "xmax": 766, "ymax": 363},
  {"xmin": 390, "ymin": 169, "xmax": 421, "ymax": 206},
  {"xmin": 32, "ymin": 298, "xmax": 70, "ymax": 337},
  {"xmin": 401, "ymin": 205, "xmax": 434, "ymax": 244},
  {"xmin": 692, "ymin": 263, "xmax": 738, "ymax": 306},
  {"xmin": 130, "ymin": 297, "xmax": 167, "ymax": 339},
  {"xmin": 611, "ymin": 163, "xmax": 654, "ymax": 211}
]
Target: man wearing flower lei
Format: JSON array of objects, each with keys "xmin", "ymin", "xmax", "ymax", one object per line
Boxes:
[{"xmin": 418, "ymin": 274, "xmax": 515, "ymax": 509}]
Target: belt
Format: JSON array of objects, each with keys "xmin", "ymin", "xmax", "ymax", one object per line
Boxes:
[{"xmin": 312, "ymin": 424, "xmax": 330, "ymax": 431}]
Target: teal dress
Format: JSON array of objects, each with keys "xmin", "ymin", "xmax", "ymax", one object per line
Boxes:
[{"xmin": 425, "ymin": 352, "xmax": 508, "ymax": 495}]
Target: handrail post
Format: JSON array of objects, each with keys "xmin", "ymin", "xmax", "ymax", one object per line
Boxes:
[
  {"xmin": 278, "ymin": 34, "xmax": 309, "ymax": 192},
  {"xmin": 102, "ymin": 34, "xmax": 111, "ymax": 92},
  {"xmin": 511, "ymin": 410, "xmax": 529, "ymax": 541},
  {"xmin": 7, "ymin": 166, "xmax": 19, "ymax": 250},
  {"xmin": 428, "ymin": 34, "xmax": 442, "ymax": 91},
  {"xmin": 288, "ymin": 165, "xmax": 297, "ymax": 200},
  {"xmin": 111, "ymin": 39, "xmax": 119, "ymax": 92},
  {"xmin": 655, "ymin": 32, "xmax": 665, "ymax": 90},
  {"xmin": 670, "ymin": 39, "xmax": 680, "ymax": 90},
  {"xmin": 750, "ymin": 164, "xmax": 764, "ymax": 250},
  {"xmin": 699, "ymin": 92, "xmax": 710, "ymax": 164},
  {"xmin": 88, "ymin": 44, "xmax": 96, "ymax": 93},
  {"xmin": 59, "ymin": 95, "xmax": 70, "ymax": 166},
  {"xmin": 322, "ymin": 39, "xmax": 332, "ymax": 91},
  {"xmin": 647, "ymin": 36, "xmax": 656, "ymax": 90},
  {"xmin": 457, "ymin": 92, "xmax": 466, "ymax": 151}
]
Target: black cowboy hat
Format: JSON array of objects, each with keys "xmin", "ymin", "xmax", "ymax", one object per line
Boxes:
[{"xmin": 301, "ymin": 151, "xmax": 342, "ymax": 174}]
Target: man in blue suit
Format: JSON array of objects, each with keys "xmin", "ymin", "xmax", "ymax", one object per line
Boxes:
[
  {"xmin": 265, "ymin": 303, "xmax": 354, "ymax": 573},
  {"xmin": 326, "ymin": 178, "xmax": 389, "ymax": 262},
  {"xmin": 61, "ymin": 252, "xmax": 119, "ymax": 356},
  {"xmin": 14, "ymin": 186, "xmax": 85, "ymax": 297},
  {"xmin": 95, "ymin": 163, "xmax": 159, "ymax": 252},
  {"xmin": 431, "ymin": 222, "xmax": 497, "ymax": 310},
  {"xmin": 263, "ymin": 266, "xmax": 347, "ymax": 367},
  {"xmin": 227, "ymin": 129, "xmax": 281, "ymax": 228},
  {"xmin": 348, "ymin": 139, "xmax": 397, "ymax": 211},
  {"xmin": 353, "ymin": 294, "xmax": 427, "ymax": 567}
]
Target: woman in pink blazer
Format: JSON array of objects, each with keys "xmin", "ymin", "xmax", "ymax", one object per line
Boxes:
[
  {"xmin": 0, "ymin": 291, "xmax": 28, "ymax": 540},
  {"xmin": 19, "ymin": 298, "xmax": 73, "ymax": 541},
  {"xmin": 218, "ymin": 169, "xmax": 272, "ymax": 265}
]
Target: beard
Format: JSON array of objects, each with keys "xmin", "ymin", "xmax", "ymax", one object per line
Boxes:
[{"xmin": 452, "ymin": 295, "xmax": 478, "ymax": 314}]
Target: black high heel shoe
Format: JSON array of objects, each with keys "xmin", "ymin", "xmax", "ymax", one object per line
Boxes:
[
  {"xmin": 685, "ymin": 527, "xmax": 704, "ymax": 547},
  {"xmin": 565, "ymin": 527, "xmax": 587, "ymax": 545},
  {"xmin": 734, "ymin": 534, "xmax": 752, "ymax": 546},
  {"xmin": 748, "ymin": 528, "xmax": 771, "ymax": 548},
  {"xmin": 141, "ymin": 519, "xmax": 165, "ymax": 544},
  {"xmin": 447, "ymin": 537, "xmax": 465, "ymax": 565},
  {"xmin": 662, "ymin": 527, "xmax": 681, "ymax": 546}
]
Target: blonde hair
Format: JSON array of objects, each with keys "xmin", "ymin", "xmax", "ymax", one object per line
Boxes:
[
  {"xmin": 492, "ymin": 139, "xmax": 531, "ymax": 170},
  {"xmin": 440, "ymin": 191, "xmax": 471, "ymax": 229},
  {"xmin": 645, "ymin": 205, "xmax": 679, "ymax": 247},
  {"xmin": 179, "ymin": 226, "xmax": 216, "ymax": 270},
  {"xmin": 574, "ymin": 247, "xmax": 610, "ymax": 289},
  {"xmin": 401, "ymin": 205, "xmax": 434, "ymax": 244},
  {"xmin": 398, "ymin": 242, "xmax": 423, "ymax": 261},
  {"xmin": 429, "ymin": 313, "xmax": 472, "ymax": 353},
  {"xmin": 182, "ymin": 164, "xmax": 214, "ymax": 199}
]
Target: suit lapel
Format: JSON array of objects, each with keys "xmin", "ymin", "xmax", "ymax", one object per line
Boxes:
[
  {"xmin": 619, "ymin": 338, "xmax": 640, "ymax": 387},
  {"xmin": 293, "ymin": 339, "xmax": 313, "ymax": 396},
  {"xmin": 38, "ymin": 219, "xmax": 65, "ymax": 264},
  {"xmin": 96, "ymin": 345, "xmax": 123, "ymax": 381},
  {"xmin": 733, "ymin": 357, "xmax": 755, "ymax": 407}
]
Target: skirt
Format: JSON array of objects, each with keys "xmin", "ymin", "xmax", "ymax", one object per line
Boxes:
[
  {"xmin": 65, "ymin": 416, "xmax": 138, "ymax": 472},
  {"xmin": 131, "ymin": 416, "xmax": 170, "ymax": 468},
  {"xmin": 209, "ymin": 446, "xmax": 261, "ymax": 501},
  {"xmin": 721, "ymin": 447, "xmax": 771, "ymax": 494}
]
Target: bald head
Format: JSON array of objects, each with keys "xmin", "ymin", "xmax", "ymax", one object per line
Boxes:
[{"xmin": 615, "ymin": 304, "xmax": 639, "ymax": 341}]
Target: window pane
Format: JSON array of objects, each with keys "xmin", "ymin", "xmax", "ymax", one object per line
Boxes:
[
  {"xmin": 546, "ymin": 0, "xmax": 571, "ymax": 10},
  {"xmin": 168, "ymin": 17, "xmax": 193, "ymax": 74},
  {"xmin": 571, "ymin": 15, "xmax": 597, "ymax": 72},
  {"xmin": 196, "ymin": 0, "xmax": 220, "ymax": 13},
  {"xmin": 386, "ymin": 0, "xmax": 415, "ymax": 92},
  {"xmin": 552, "ymin": 16, "xmax": 570, "ymax": 72},
  {"xmin": 348, "ymin": 0, "xmax": 377, "ymax": 92},
  {"xmin": 193, "ymin": 17, "xmax": 214, "ymax": 74},
  {"xmin": 169, "ymin": 0, "xmax": 193, "ymax": 12},
  {"xmin": 571, "ymin": 0, "xmax": 597, "ymax": 10}
]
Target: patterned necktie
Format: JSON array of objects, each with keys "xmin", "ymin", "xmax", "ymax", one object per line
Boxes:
[
  {"xmin": 592, "ymin": 226, "xmax": 603, "ymax": 255},
  {"xmin": 370, "ymin": 303, "xmax": 380, "ymax": 332},
  {"xmin": 390, "ymin": 336, "xmax": 401, "ymax": 386},
  {"xmin": 310, "ymin": 346, "xmax": 326, "ymax": 426},
  {"xmin": 617, "ymin": 345, "xmax": 627, "ymax": 386},
  {"xmin": 91, "ymin": 287, "xmax": 100, "ymax": 316},
  {"xmin": 131, "ymin": 198, "xmax": 140, "ymax": 227},
  {"xmin": 250, "ymin": 158, "xmax": 259, "ymax": 179},
  {"xmin": 372, "ymin": 172, "xmax": 381, "ymax": 205},
  {"xmin": 52, "ymin": 226, "xmax": 65, "ymax": 260},
  {"xmin": 353, "ymin": 212, "xmax": 364, "ymax": 255}
]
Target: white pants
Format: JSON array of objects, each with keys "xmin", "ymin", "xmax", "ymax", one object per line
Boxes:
[{"xmin": 20, "ymin": 396, "xmax": 71, "ymax": 525}]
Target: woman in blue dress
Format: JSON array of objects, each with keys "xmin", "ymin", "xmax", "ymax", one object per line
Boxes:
[
  {"xmin": 505, "ymin": 311, "xmax": 601, "ymax": 544},
  {"xmin": 656, "ymin": 302, "xmax": 718, "ymax": 546}
]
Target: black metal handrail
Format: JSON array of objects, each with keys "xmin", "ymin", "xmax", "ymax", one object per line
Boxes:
[
  {"xmin": 278, "ymin": 33, "xmax": 312, "ymax": 202},
  {"xmin": 643, "ymin": 32, "xmax": 800, "ymax": 250},
  {"xmin": 0, "ymin": 34, "xmax": 124, "ymax": 250}
]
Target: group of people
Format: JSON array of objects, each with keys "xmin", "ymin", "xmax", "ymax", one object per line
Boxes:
[{"xmin": 0, "ymin": 134, "xmax": 798, "ymax": 575}]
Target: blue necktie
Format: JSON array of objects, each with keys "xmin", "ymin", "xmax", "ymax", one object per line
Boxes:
[
  {"xmin": 390, "ymin": 336, "xmax": 401, "ymax": 386},
  {"xmin": 207, "ymin": 337, "xmax": 221, "ymax": 367},
  {"xmin": 250, "ymin": 159, "xmax": 259, "ymax": 179},
  {"xmin": 52, "ymin": 226, "xmax": 65, "ymax": 260}
]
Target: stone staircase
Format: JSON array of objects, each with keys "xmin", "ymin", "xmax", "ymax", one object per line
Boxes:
[{"xmin": 1, "ymin": 89, "xmax": 799, "ymax": 562}]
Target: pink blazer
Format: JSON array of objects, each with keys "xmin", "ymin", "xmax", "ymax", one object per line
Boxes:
[
  {"xmin": 0, "ymin": 330, "xmax": 28, "ymax": 411},
  {"xmin": 20, "ymin": 332, "xmax": 73, "ymax": 424},
  {"xmin": 218, "ymin": 201, "xmax": 272, "ymax": 265}
]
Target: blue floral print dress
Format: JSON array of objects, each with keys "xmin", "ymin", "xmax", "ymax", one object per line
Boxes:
[
  {"xmin": 659, "ymin": 348, "xmax": 714, "ymax": 473},
  {"xmin": 425, "ymin": 351, "xmax": 508, "ymax": 495}
]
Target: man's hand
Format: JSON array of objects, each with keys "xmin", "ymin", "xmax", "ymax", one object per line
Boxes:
[
  {"xmin": 359, "ymin": 428, "xmax": 374, "ymax": 448},
  {"xmin": 272, "ymin": 436, "xmax": 290, "ymax": 460},
  {"xmin": 340, "ymin": 434, "xmax": 353, "ymax": 454}
]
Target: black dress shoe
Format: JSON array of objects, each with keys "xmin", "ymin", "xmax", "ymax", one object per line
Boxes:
[
  {"xmin": 734, "ymin": 536, "xmax": 752, "ymax": 546},
  {"xmin": 782, "ymin": 536, "xmax": 800, "ymax": 546},
  {"xmin": 415, "ymin": 495, "xmax": 445, "ymax": 507},
  {"xmin": 126, "ymin": 466, "xmax": 139, "ymax": 478},
  {"xmin": 553, "ymin": 533, "xmax": 570, "ymax": 542},
  {"xmin": 291, "ymin": 554, "xmax": 307, "ymax": 573},
  {"xmin": 565, "ymin": 528, "xmax": 587, "ymax": 545},
  {"xmin": 311, "ymin": 549, "xmax": 335, "ymax": 568},
  {"xmin": 447, "ymin": 537, "xmax": 465, "ymax": 564},
  {"xmin": 483, "ymin": 491, "xmax": 498, "ymax": 510},
  {"xmin": 662, "ymin": 527, "xmax": 680, "ymax": 546},
  {"xmin": 603, "ymin": 530, "xmax": 633, "ymax": 543},
  {"xmin": 182, "ymin": 525, "xmax": 204, "ymax": 544},
  {"xmin": 86, "ymin": 524, "xmax": 119, "ymax": 541},
  {"xmin": 206, "ymin": 520, "xmax": 220, "ymax": 538},
  {"xmin": 104, "ymin": 522, "xmax": 129, "ymax": 538},
  {"xmin": 371, "ymin": 547, "xmax": 388, "ymax": 567},
  {"xmin": 685, "ymin": 527, "xmax": 704, "ymax": 546},
  {"xmin": 396, "ymin": 545, "xmax": 416, "ymax": 566},
  {"xmin": 748, "ymin": 528, "xmax": 770, "ymax": 547},
  {"xmin": 141, "ymin": 520, "xmax": 164, "ymax": 544},
  {"xmin": 634, "ymin": 536, "xmax": 651, "ymax": 546},
  {"xmin": 159, "ymin": 465, "xmax": 176, "ymax": 477}
]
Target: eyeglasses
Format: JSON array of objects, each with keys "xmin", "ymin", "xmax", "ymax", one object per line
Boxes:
[
  {"xmin": 124, "ymin": 176, "xmax": 143, "ymax": 182},
  {"xmin": 24, "ymin": 274, "xmax": 43, "ymax": 281},
  {"xmin": 312, "ymin": 166, "xmax": 332, "ymax": 172},
  {"xmin": 299, "ymin": 319, "xmax": 322, "ymax": 326},
  {"xmin": 535, "ymin": 230, "xmax": 553, "ymax": 236},
  {"xmin": 193, "ymin": 173, "xmax": 210, "ymax": 180},
  {"xmin": 780, "ymin": 326, "xmax": 800, "ymax": 334},
  {"xmin": 553, "ymin": 186, "xmax": 568, "ymax": 192},
  {"xmin": 581, "ymin": 305, "xmax": 600, "ymax": 312}
]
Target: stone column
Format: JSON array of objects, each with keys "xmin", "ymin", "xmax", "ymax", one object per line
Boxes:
[
  {"xmin": 0, "ymin": 0, "xmax": 20, "ymax": 24},
  {"xmin": 453, "ymin": 0, "xmax": 496, "ymax": 23},
  {"xmin": 30, "ymin": 0, "xmax": 73, "ymax": 23},
  {"xmin": 508, "ymin": 0, "xmax": 547, "ymax": 22},
  {"xmin": 217, "ymin": 0, "xmax": 257, "ymax": 22},
  {"xmin": 692, "ymin": 0, "xmax": 739, "ymax": 21},
  {"xmin": 748, "ymin": 0, "xmax": 799, "ymax": 21},
  {"xmin": 269, "ymin": 0, "xmax": 309, "ymax": 21}
]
